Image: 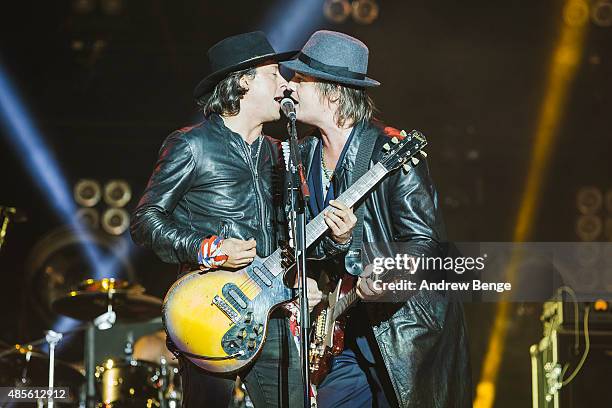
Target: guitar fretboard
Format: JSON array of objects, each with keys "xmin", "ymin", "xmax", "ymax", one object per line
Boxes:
[
  {"xmin": 332, "ymin": 288, "xmax": 359, "ymax": 321},
  {"xmin": 263, "ymin": 162, "xmax": 389, "ymax": 276}
]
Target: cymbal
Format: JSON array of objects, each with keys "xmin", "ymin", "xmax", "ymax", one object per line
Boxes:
[
  {"xmin": 52, "ymin": 278, "xmax": 162, "ymax": 322},
  {"xmin": 0, "ymin": 345, "xmax": 84, "ymax": 387}
]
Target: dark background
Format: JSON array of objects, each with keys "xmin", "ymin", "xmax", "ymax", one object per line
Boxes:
[{"xmin": 1, "ymin": 0, "xmax": 611, "ymax": 406}]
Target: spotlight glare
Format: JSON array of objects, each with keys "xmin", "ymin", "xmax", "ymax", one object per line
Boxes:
[
  {"xmin": 352, "ymin": 0, "xmax": 380, "ymax": 25},
  {"xmin": 76, "ymin": 208, "xmax": 100, "ymax": 229},
  {"xmin": 576, "ymin": 215, "xmax": 603, "ymax": 241},
  {"xmin": 72, "ymin": 0, "xmax": 95, "ymax": 14},
  {"xmin": 104, "ymin": 180, "xmax": 132, "ymax": 208},
  {"xmin": 563, "ymin": 0, "xmax": 590, "ymax": 27},
  {"xmin": 101, "ymin": 0, "xmax": 123, "ymax": 15},
  {"xmin": 592, "ymin": 0, "xmax": 612, "ymax": 27},
  {"xmin": 323, "ymin": 0, "xmax": 351, "ymax": 23},
  {"xmin": 102, "ymin": 208, "xmax": 130, "ymax": 236},
  {"xmin": 576, "ymin": 186, "xmax": 603, "ymax": 214},
  {"xmin": 74, "ymin": 179, "xmax": 102, "ymax": 207}
]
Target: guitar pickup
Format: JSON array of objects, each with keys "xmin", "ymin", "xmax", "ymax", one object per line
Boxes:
[{"xmin": 212, "ymin": 295, "xmax": 240, "ymax": 324}]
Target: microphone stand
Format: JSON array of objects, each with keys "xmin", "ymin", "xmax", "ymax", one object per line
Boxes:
[{"xmin": 285, "ymin": 117, "xmax": 312, "ymax": 408}]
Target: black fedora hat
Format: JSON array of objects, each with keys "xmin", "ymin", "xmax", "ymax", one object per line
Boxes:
[
  {"xmin": 280, "ymin": 30, "xmax": 379, "ymax": 88},
  {"xmin": 194, "ymin": 31, "xmax": 297, "ymax": 99}
]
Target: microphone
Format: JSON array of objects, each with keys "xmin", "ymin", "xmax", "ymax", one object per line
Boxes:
[{"xmin": 280, "ymin": 97, "xmax": 297, "ymax": 121}]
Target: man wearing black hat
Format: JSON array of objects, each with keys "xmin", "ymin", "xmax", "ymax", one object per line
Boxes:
[
  {"xmin": 131, "ymin": 31, "xmax": 356, "ymax": 407},
  {"xmin": 282, "ymin": 31, "xmax": 472, "ymax": 407}
]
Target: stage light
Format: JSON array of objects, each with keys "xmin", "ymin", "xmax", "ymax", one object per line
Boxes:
[
  {"xmin": 102, "ymin": 208, "xmax": 130, "ymax": 236},
  {"xmin": 576, "ymin": 215, "xmax": 603, "ymax": 241},
  {"xmin": 576, "ymin": 186, "xmax": 603, "ymax": 214},
  {"xmin": 594, "ymin": 299, "xmax": 609, "ymax": 311},
  {"xmin": 323, "ymin": 0, "xmax": 351, "ymax": 23},
  {"xmin": 563, "ymin": 0, "xmax": 590, "ymax": 27},
  {"xmin": 101, "ymin": 0, "xmax": 123, "ymax": 15},
  {"xmin": 72, "ymin": 0, "xmax": 95, "ymax": 14},
  {"xmin": 0, "ymin": 63, "xmax": 127, "ymax": 280},
  {"xmin": 104, "ymin": 179, "xmax": 131, "ymax": 208},
  {"xmin": 262, "ymin": 0, "xmax": 325, "ymax": 78},
  {"xmin": 76, "ymin": 208, "xmax": 100, "ymax": 229},
  {"xmin": 352, "ymin": 0, "xmax": 379, "ymax": 25},
  {"xmin": 474, "ymin": 0, "xmax": 588, "ymax": 405},
  {"xmin": 592, "ymin": 0, "xmax": 612, "ymax": 27},
  {"xmin": 74, "ymin": 179, "xmax": 102, "ymax": 207}
]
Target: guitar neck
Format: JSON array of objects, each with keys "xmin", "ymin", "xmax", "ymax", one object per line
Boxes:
[
  {"xmin": 263, "ymin": 162, "xmax": 389, "ymax": 277},
  {"xmin": 331, "ymin": 287, "xmax": 359, "ymax": 321},
  {"xmin": 305, "ymin": 162, "xmax": 389, "ymax": 248},
  {"xmin": 330, "ymin": 265, "xmax": 397, "ymax": 320}
]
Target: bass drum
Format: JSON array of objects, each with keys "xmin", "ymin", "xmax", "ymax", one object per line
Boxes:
[{"xmin": 95, "ymin": 359, "xmax": 161, "ymax": 407}]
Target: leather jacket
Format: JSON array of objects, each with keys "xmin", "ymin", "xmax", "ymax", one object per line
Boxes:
[
  {"xmin": 130, "ymin": 114, "xmax": 287, "ymax": 269},
  {"xmin": 300, "ymin": 121, "xmax": 472, "ymax": 407},
  {"xmin": 131, "ymin": 113, "xmax": 346, "ymax": 272}
]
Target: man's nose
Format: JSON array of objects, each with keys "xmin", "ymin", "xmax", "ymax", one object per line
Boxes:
[{"xmin": 286, "ymin": 81, "xmax": 297, "ymax": 93}]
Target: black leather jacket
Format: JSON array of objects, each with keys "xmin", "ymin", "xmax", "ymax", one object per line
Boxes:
[
  {"xmin": 130, "ymin": 114, "xmax": 288, "ymax": 270},
  {"xmin": 300, "ymin": 121, "xmax": 472, "ymax": 407},
  {"xmin": 131, "ymin": 113, "xmax": 345, "ymax": 272}
]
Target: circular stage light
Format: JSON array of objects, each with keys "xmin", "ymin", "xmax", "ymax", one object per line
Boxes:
[{"xmin": 74, "ymin": 179, "xmax": 102, "ymax": 208}]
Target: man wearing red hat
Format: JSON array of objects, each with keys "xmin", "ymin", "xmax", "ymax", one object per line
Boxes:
[{"xmin": 131, "ymin": 31, "xmax": 356, "ymax": 407}]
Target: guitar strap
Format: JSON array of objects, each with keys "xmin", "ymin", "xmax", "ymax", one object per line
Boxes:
[{"xmin": 344, "ymin": 125, "xmax": 379, "ymax": 276}]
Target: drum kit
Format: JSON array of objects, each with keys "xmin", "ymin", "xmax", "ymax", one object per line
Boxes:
[
  {"xmin": 0, "ymin": 277, "xmax": 181, "ymax": 407},
  {"xmin": 0, "ymin": 207, "xmax": 251, "ymax": 407}
]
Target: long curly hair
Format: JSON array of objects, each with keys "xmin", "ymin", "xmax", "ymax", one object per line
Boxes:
[{"xmin": 198, "ymin": 67, "xmax": 257, "ymax": 117}]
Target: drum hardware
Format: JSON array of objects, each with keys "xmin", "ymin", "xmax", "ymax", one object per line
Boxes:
[
  {"xmin": 52, "ymin": 278, "xmax": 162, "ymax": 323},
  {"xmin": 0, "ymin": 339, "xmax": 85, "ymax": 406},
  {"xmin": 159, "ymin": 357, "xmax": 181, "ymax": 408},
  {"xmin": 50, "ymin": 278, "xmax": 164, "ymax": 407},
  {"xmin": 0, "ymin": 205, "xmax": 26, "ymax": 252},
  {"xmin": 94, "ymin": 358, "xmax": 162, "ymax": 407}
]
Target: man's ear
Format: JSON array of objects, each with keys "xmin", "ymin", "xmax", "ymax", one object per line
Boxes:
[{"xmin": 239, "ymin": 75, "xmax": 250, "ymax": 91}]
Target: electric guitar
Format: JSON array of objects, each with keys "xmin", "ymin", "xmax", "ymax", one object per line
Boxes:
[
  {"xmin": 309, "ymin": 271, "xmax": 367, "ymax": 385},
  {"xmin": 162, "ymin": 130, "xmax": 427, "ymax": 374}
]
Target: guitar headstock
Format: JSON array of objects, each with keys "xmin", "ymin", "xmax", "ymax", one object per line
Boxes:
[{"xmin": 379, "ymin": 130, "xmax": 428, "ymax": 172}]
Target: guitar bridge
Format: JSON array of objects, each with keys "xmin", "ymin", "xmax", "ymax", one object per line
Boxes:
[{"xmin": 212, "ymin": 295, "xmax": 240, "ymax": 324}]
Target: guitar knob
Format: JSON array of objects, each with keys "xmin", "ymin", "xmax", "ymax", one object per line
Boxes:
[
  {"xmin": 237, "ymin": 329, "xmax": 247, "ymax": 340},
  {"xmin": 244, "ymin": 312, "xmax": 252, "ymax": 323},
  {"xmin": 254, "ymin": 324, "xmax": 263, "ymax": 335},
  {"xmin": 247, "ymin": 340, "xmax": 256, "ymax": 349},
  {"xmin": 249, "ymin": 333, "xmax": 257, "ymax": 341}
]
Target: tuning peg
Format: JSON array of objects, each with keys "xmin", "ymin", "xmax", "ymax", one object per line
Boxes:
[
  {"xmin": 383, "ymin": 143, "xmax": 391, "ymax": 151},
  {"xmin": 400, "ymin": 130, "xmax": 407, "ymax": 137},
  {"xmin": 402, "ymin": 164, "xmax": 411, "ymax": 172},
  {"xmin": 411, "ymin": 157, "xmax": 420, "ymax": 165},
  {"xmin": 391, "ymin": 137, "xmax": 399, "ymax": 144},
  {"xmin": 419, "ymin": 150, "xmax": 427, "ymax": 158}
]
